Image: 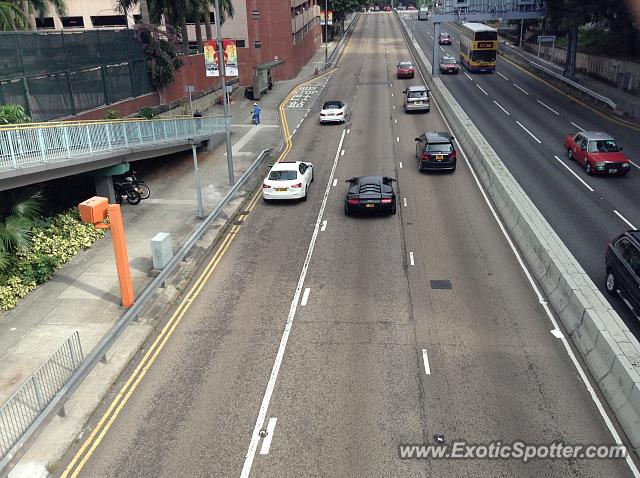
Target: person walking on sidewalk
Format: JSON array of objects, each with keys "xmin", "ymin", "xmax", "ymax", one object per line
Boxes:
[{"xmin": 252, "ymin": 102, "xmax": 261, "ymax": 125}]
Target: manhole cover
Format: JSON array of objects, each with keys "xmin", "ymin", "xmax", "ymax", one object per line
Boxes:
[{"xmin": 430, "ymin": 280, "xmax": 452, "ymax": 290}]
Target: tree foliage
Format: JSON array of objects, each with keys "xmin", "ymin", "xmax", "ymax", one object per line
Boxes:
[{"xmin": 134, "ymin": 24, "xmax": 184, "ymax": 90}]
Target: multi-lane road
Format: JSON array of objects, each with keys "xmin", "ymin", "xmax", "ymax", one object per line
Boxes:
[
  {"xmin": 406, "ymin": 14, "xmax": 640, "ymax": 335},
  {"xmin": 59, "ymin": 12, "xmax": 639, "ymax": 478}
]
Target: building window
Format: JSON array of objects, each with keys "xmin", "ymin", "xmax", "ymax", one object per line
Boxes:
[
  {"xmin": 210, "ymin": 12, "xmax": 216, "ymax": 24},
  {"xmin": 252, "ymin": 9, "xmax": 260, "ymax": 19},
  {"xmin": 91, "ymin": 15, "xmax": 127, "ymax": 27},
  {"xmin": 254, "ymin": 40, "xmax": 262, "ymax": 48},
  {"xmin": 133, "ymin": 14, "xmax": 142, "ymax": 24},
  {"xmin": 236, "ymin": 39, "xmax": 246, "ymax": 48},
  {"xmin": 35, "ymin": 17, "xmax": 54, "ymax": 29},
  {"xmin": 61, "ymin": 16, "xmax": 84, "ymax": 28}
]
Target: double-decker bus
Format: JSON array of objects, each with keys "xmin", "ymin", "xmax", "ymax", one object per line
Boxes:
[{"xmin": 459, "ymin": 22, "xmax": 498, "ymax": 72}]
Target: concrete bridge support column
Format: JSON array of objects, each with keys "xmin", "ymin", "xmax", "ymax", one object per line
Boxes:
[{"xmin": 94, "ymin": 175, "xmax": 116, "ymax": 204}]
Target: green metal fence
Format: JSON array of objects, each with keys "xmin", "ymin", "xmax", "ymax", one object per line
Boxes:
[{"xmin": 0, "ymin": 29, "xmax": 154, "ymax": 122}]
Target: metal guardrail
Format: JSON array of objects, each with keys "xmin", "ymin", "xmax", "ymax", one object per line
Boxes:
[
  {"xmin": 0, "ymin": 332, "xmax": 83, "ymax": 459},
  {"xmin": 0, "ymin": 116, "xmax": 227, "ymax": 171},
  {"xmin": 500, "ymin": 42, "xmax": 617, "ymax": 110},
  {"xmin": 0, "ymin": 148, "xmax": 270, "ymax": 475}
]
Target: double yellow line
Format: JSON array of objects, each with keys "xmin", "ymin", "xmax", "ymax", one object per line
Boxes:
[{"xmin": 61, "ymin": 67, "xmax": 335, "ymax": 478}]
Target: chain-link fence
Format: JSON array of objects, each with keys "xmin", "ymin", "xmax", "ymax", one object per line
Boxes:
[{"xmin": 0, "ymin": 29, "xmax": 154, "ymax": 122}]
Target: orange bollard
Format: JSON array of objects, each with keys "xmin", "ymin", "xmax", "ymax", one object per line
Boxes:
[{"xmin": 78, "ymin": 197, "xmax": 134, "ymax": 308}]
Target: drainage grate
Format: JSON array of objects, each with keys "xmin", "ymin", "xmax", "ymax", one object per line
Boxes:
[{"xmin": 430, "ymin": 280, "xmax": 452, "ymax": 290}]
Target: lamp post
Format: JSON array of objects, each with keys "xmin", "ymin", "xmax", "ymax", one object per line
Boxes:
[
  {"xmin": 324, "ymin": 0, "xmax": 328, "ymax": 63},
  {"xmin": 189, "ymin": 138, "xmax": 205, "ymax": 219},
  {"xmin": 214, "ymin": 0, "xmax": 235, "ymax": 186}
]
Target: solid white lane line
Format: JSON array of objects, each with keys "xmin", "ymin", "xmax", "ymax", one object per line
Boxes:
[
  {"xmin": 347, "ymin": 129, "xmax": 351, "ymax": 133},
  {"xmin": 259, "ymin": 418, "xmax": 277, "ymax": 455},
  {"xmin": 516, "ymin": 121, "xmax": 542, "ymax": 144},
  {"xmin": 240, "ymin": 129, "xmax": 347, "ymax": 478},
  {"xmin": 513, "ymin": 83, "xmax": 529, "ymax": 95},
  {"xmin": 550, "ymin": 329, "xmax": 564, "ymax": 339},
  {"xmin": 291, "ymin": 129, "xmax": 297, "ymax": 135},
  {"xmin": 409, "ymin": 252, "xmax": 415, "ymax": 266},
  {"xmin": 570, "ymin": 122, "xmax": 585, "ymax": 131},
  {"xmin": 629, "ymin": 160, "xmax": 640, "ymax": 170},
  {"xmin": 464, "ymin": 71, "xmax": 472, "ymax": 80},
  {"xmin": 553, "ymin": 156, "xmax": 594, "ymax": 192},
  {"xmin": 614, "ymin": 210, "xmax": 637, "ymax": 229},
  {"xmin": 341, "ymin": 149, "xmax": 345, "ymax": 156},
  {"xmin": 301, "ymin": 288, "xmax": 311, "ymax": 306},
  {"xmin": 333, "ymin": 178, "xmax": 337, "ymax": 187},
  {"xmin": 537, "ymin": 100, "xmax": 559, "ymax": 115},
  {"xmin": 403, "ymin": 197, "xmax": 407, "ymax": 207},
  {"xmin": 440, "ymin": 47, "xmax": 445, "ymax": 53},
  {"xmin": 421, "ymin": 349, "xmax": 431, "ymax": 375},
  {"xmin": 399, "ymin": 161, "xmax": 403, "ymax": 168},
  {"xmin": 396, "ymin": 136, "xmax": 400, "ymax": 142},
  {"xmin": 428, "ymin": 67, "xmax": 640, "ymax": 478},
  {"xmin": 493, "ymin": 100, "xmax": 510, "ymax": 116},
  {"xmin": 321, "ymin": 220, "xmax": 327, "ymax": 231},
  {"xmin": 476, "ymin": 84, "xmax": 488, "ymax": 96},
  {"xmin": 497, "ymin": 71, "xmax": 508, "ymax": 80}
]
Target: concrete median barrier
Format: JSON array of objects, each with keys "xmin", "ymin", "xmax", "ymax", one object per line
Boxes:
[{"xmin": 395, "ymin": 11, "xmax": 640, "ymax": 451}]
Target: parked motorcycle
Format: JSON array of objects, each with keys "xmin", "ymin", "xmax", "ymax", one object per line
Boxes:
[
  {"xmin": 113, "ymin": 179, "xmax": 141, "ymax": 205},
  {"xmin": 123, "ymin": 170, "xmax": 151, "ymax": 200}
]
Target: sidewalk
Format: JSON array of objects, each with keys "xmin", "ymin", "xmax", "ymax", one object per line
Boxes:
[{"xmin": 1, "ymin": 42, "xmax": 337, "ymax": 477}]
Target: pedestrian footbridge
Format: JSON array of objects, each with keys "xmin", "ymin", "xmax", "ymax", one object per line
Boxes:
[{"xmin": 0, "ymin": 116, "xmax": 226, "ymax": 192}]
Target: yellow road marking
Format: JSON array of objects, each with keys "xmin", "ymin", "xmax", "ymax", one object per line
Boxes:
[
  {"xmin": 60, "ymin": 63, "xmax": 335, "ymax": 478},
  {"xmin": 500, "ymin": 55, "xmax": 640, "ymax": 132}
]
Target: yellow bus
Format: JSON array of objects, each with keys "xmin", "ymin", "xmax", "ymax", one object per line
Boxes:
[{"xmin": 459, "ymin": 23, "xmax": 498, "ymax": 72}]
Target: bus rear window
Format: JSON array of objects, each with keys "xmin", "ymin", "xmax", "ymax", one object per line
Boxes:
[
  {"xmin": 472, "ymin": 50, "xmax": 497, "ymax": 62},
  {"xmin": 475, "ymin": 31, "xmax": 497, "ymax": 41}
]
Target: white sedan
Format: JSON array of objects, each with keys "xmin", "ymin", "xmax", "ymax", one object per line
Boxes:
[
  {"xmin": 262, "ymin": 161, "xmax": 314, "ymax": 202},
  {"xmin": 320, "ymin": 100, "xmax": 347, "ymax": 124}
]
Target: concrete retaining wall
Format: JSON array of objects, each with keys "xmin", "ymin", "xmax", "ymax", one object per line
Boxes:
[{"xmin": 396, "ymin": 12, "xmax": 640, "ymax": 451}]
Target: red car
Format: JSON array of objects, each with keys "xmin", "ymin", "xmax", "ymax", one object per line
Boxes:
[
  {"xmin": 439, "ymin": 55, "xmax": 459, "ymax": 74},
  {"xmin": 396, "ymin": 61, "xmax": 415, "ymax": 79},
  {"xmin": 564, "ymin": 131, "xmax": 631, "ymax": 175},
  {"xmin": 438, "ymin": 32, "xmax": 452, "ymax": 45},
  {"xmin": 384, "ymin": 5, "xmax": 391, "ymax": 11}
]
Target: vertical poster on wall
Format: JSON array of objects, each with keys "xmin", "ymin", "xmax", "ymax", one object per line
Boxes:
[
  {"xmin": 204, "ymin": 40, "xmax": 219, "ymax": 76},
  {"xmin": 223, "ymin": 40, "xmax": 238, "ymax": 77}
]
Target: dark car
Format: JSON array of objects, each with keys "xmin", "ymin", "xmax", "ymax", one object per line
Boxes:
[
  {"xmin": 605, "ymin": 230, "xmax": 640, "ymax": 317},
  {"xmin": 344, "ymin": 176, "xmax": 397, "ymax": 215},
  {"xmin": 438, "ymin": 32, "xmax": 452, "ymax": 45},
  {"xmin": 415, "ymin": 131, "xmax": 457, "ymax": 172},
  {"xmin": 439, "ymin": 55, "xmax": 459, "ymax": 74}
]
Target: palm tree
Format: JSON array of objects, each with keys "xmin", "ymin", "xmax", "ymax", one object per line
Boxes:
[
  {"xmin": 0, "ymin": 1, "xmax": 27, "ymax": 30},
  {"xmin": 0, "ymin": 193, "xmax": 42, "ymax": 271},
  {"xmin": 21, "ymin": 0, "xmax": 67, "ymax": 30}
]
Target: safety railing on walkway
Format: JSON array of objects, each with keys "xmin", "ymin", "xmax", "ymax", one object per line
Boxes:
[
  {"xmin": 0, "ymin": 332, "xmax": 83, "ymax": 460},
  {"xmin": 0, "ymin": 116, "xmax": 227, "ymax": 170}
]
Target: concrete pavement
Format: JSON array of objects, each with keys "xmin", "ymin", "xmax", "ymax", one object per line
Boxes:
[{"xmin": 2, "ymin": 41, "xmax": 341, "ymax": 477}]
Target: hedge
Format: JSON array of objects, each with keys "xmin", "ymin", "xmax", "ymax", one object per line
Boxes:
[{"xmin": 0, "ymin": 209, "xmax": 104, "ymax": 311}]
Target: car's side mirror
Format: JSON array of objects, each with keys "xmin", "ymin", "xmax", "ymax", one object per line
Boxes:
[
  {"xmin": 415, "ymin": 137, "xmax": 421, "ymax": 141},
  {"xmin": 345, "ymin": 177, "xmax": 357, "ymax": 183},
  {"xmin": 402, "ymin": 90, "xmax": 406, "ymax": 94},
  {"xmin": 620, "ymin": 146, "xmax": 624, "ymax": 151}
]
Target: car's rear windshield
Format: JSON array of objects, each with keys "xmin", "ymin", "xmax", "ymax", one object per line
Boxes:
[
  {"xmin": 323, "ymin": 102, "xmax": 342, "ymax": 110},
  {"xmin": 269, "ymin": 170, "xmax": 297, "ymax": 180},
  {"xmin": 399, "ymin": 62, "xmax": 413, "ymax": 68},
  {"xmin": 442, "ymin": 58, "xmax": 456, "ymax": 64},
  {"xmin": 426, "ymin": 143, "xmax": 453, "ymax": 153},
  {"xmin": 587, "ymin": 139, "xmax": 620, "ymax": 153},
  {"xmin": 440, "ymin": 33, "xmax": 450, "ymax": 37},
  {"xmin": 408, "ymin": 90, "xmax": 428, "ymax": 98}
]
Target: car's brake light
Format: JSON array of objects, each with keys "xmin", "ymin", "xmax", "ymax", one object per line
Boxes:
[
  {"xmin": 450, "ymin": 150, "xmax": 457, "ymax": 159},
  {"xmin": 291, "ymin": 182, "xmax": 303, "ymax": 188},
  {"xmin": 262, "ymin": 183, "xmax": 270, "ymax": 189},
  {"xmin": 421, "ymin": 153, "xmax": 431, "ymax": 160},
  {"xmin": 381, "ymin": 198, "xmax": 392, "ymax": 204},
  {"xmin": 347, "ymin": 198, "xmax": 359, "ymax": 205}
]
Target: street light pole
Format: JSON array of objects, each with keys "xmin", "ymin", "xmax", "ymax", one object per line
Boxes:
[
  {"xmin": 324, "ymin": 0, "xmax": 328, "ymax": 63},
  {"xmin": 214, "ymin": 0, "xmax": 235, "ymax": 186},
  {"xmin": 189, "ymin": 139, "xmax": 204, "ymax": 219}
]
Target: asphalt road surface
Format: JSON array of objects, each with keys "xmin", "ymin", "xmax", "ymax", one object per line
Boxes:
[
  {"xmin": 406, "ymin": 14, "xmax": 640, "ymax": 336},
  {"xmin": 61, "ymin": 13, "xmax": 638, "ymax": 478}
]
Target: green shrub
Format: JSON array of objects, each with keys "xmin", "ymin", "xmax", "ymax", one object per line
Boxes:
[
  {"xmin": 138, "ymin": 106, "xmax": 155, "ymax": 119},
  {"xmin": 105, "ymin": 109, "xmax": 122, "ymax": 120},
  {"xmin": 0, "ymin": 105, "xmax": 32, "ymax": 125},
  {"xmin": 0, "ymin": 208, "xmax": 105, "ymax": 312}
]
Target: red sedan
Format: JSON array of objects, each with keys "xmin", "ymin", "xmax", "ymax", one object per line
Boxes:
[
  {"xmin": 396, "ymin": 61, "xmax": 415, "ymax": 79},
  {"xmin": 564, "ymin": 131, "xmax": 631, "ymax": 175}
]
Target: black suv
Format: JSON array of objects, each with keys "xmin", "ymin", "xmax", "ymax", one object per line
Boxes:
[
  {"xmin": 414, "ymin": 132, "xmax": 457, "ymax": 172},
  {"xmin": 605, "ymin": 230, "xmax": 640, "ymax": 317}
]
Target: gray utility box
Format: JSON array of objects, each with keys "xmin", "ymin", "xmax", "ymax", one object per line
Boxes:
[{"xmin": 151, "ymin": 232, "xmax": 173, "ymax": 270}]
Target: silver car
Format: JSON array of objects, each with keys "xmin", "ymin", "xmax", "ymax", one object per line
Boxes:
[{"xmin": 403, "ymin": 85, "xmax": 430, "ymax": 113}]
